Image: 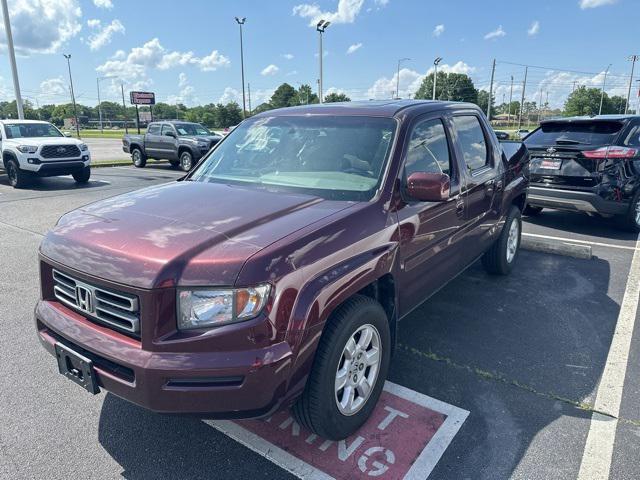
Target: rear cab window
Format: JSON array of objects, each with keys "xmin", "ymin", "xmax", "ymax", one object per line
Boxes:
[
  {"xmin": 161, "ymin": 124, "xmax": 175, "ymax": 136},
  {"xmin": 525, "ymin": 120, "xmax": 624, "ymax": 146},
  {"xmin": 147, "ymin": 124, "xmax": 161, "ymax": 135}
]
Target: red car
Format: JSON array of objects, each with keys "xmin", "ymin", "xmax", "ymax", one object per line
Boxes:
[{"xmin": 35, "ymin": 101, "xmax": 529, "ymax": 439}]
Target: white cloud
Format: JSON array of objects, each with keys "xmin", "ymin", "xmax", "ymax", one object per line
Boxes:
[
  {"xmin": 374, "ymin": 0, "xmax": 389, "ymax": 5},
  {"xmin": 87, "ymin": 18, "xmax": 101, "ymax": 28},
  {"xmin": 282, "ymin": 53, "xmax": 294, "ymax": 60},
  {"xmin": 198, "ymin": 50, "xmax": 231, "ymax": 71},
  {"xmin": 433, "ymin": 24, "xmax": 445, "ymax": 37},
  {"xmin": 93, "ymin": 0, "xmax": 113, "ymax": 8},
  {"xmin": 0, "ymin": 0, "xmax": 82, "ymax": 55},
  {"xmin": 346, "ymin": 42, "xmax": 362, "ymax": 54},
  {"xmin": 178, "ymin": 72, "xmax": 188, "ymax": 88},
  {"xmin": 111, "ymin": 49, "xmax": 125, "ymax": 59},
  {"xmin": 87, "ymin": 18, "xmax": 124, "ymax": 50},
  {"xmin": 579, "ymin": 0, "xmax": 617, "ymax": 8},
  {"xmin": 293, "ymin": 0, "xmax": 365, "ymax": 26},
  {"xmin": 484, "ymin": 25, "xmax": 506, "ymax": 40},
  {"xmin": 527, "ymin": 20, "xmax": 540, "ymax": 36},
  {"xmin": 166, "ymin": 73, "xmax": 198, "ymax": 106},
  {"xmin": 367, "ymin": 61, "xmax": 476, "ymax": 100},
  {"xmin": 261, "ymin": 64, "xmax": 279, "ymax": 76},
  {"xmin": 39, "ymin": 77, "xmax": 66, "ymax": 96},
  {"xmin": 218, "ymin": 86, "xmax": 241, "ymax": 104}
]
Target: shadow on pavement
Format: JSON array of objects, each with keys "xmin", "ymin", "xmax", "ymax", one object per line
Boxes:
[{"xmin": 0, "ymin": 174, "xmax": 111, "ymax": 191}]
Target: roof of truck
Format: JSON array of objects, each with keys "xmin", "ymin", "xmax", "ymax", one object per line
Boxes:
[{"xmin": 253, "ymin": 100, "xmax": 480, "ymax": 118}]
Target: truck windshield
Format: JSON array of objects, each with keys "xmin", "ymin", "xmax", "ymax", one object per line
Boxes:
[
  {"xmin": 174, "ymin": 123, "xmax": 211, "ymax": 136},
  {"xmin": 189, "ymin": 115, "xmax": 397, "ymax": 201},
  {"xmin": 4, "ymin": 123, "xmax": 63, "ymax": 139},
  {"xmin": 525, "ymin": 121, "xmax": 624, "ymax": 146}
]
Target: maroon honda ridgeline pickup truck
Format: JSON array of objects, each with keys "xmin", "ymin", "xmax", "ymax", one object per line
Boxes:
[{"xmin": 36, "ymin": 101, "xmax": 529, "ymax": 440}]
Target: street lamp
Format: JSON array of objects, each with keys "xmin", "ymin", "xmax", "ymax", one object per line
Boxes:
[
  {"xmin": 63, "ymin": 54, "xmax": 80, "ymax": 138},
  {"xmin": 1, "ymin": 0, "xmax": 24, "ymax": 119},
  {"xmin": 316, "ymin": 19, "xmax": 330, "ymax": 103},
  {"xmin": 432, "ymin": 57, "xmax": 443, "ymax": 101},
  {"xmin": 396, "ymin": 58, "xmax": 410, "ymax": 99},
  {"xmin": 625, "ymin": 55, "xmax": 639, "ymax": 114},
  {"xmin": 97, "ymin": 75, "xmax": 116, "ymax": 133},
  {"xmin": 235, "ymin": 17, "xmax": 247, "ymax": 118},
  {"xmin": 599, "ymin": 63, "xmax": 611, "ymax": 116}
]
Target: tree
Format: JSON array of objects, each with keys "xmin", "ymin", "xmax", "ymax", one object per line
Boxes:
[
  {"xmin": 414, "ymin": 72, "xmax": 478, "ymax": 103},
  {"xmin": 295, "ymin": 84, "xmax": 319, "ymax": 105},
  {"xmin": 476, "ymin": 90, "xmax": 495, "ymax": 117},
  {"xmin": 609, "ymin": 95, "xmax": 627, "ymax": 114},
  {"xmin": 564, "ymin": 86, "xmax": 611, "ymax": 116},
  {"xmin": 269, "ymin": 83, "xmax": 297, "ymax": 109},
  {"xmin": 324, "ymin": 92, "xmax": 351, "ymax": 102}
]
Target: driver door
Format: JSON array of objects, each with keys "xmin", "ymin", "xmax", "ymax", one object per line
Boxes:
[{"xmin": 395, "ymin": 114, "xmax": 467, "ymax": 315}]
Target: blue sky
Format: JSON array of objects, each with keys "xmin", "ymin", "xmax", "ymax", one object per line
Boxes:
[{"xmin": 0, "ymin": 0, "xmax": 637, "ymax": 110}]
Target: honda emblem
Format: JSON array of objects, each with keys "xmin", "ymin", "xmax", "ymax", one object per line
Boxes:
[{"xmin": 75, "ymin": 285, "xmax": 94, "ymax": 314}]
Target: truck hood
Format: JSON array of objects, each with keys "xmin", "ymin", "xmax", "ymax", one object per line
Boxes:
[
  {"xmin": 41, "ymin": 181, "xmax": 353, "ymax": 289},
  {"xmin": 182, "ymin": 135, "xmax": 221, "ymax": 142},
  {"xmin": 4, "ymin": 136, "xmax": 83, "ymax": 146}
]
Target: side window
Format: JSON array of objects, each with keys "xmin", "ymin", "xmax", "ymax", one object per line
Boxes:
[
  {"xmin": 404, "ymin": 118, "xmax": 451, "ymax": 177},
  {"xmin": 161, "ymin": 124, "xmax": 174, "ymax": 136},
  {"xmin": 147, "ymin": 124, "xmax": 161, "ymax": 135},
  {"xmin": 451, "ymin": 115, "xmax": 488, "ymax": 171},
  {"xmin": 624, "ymin": 124, "xmax": 640, "ymax": 146}
]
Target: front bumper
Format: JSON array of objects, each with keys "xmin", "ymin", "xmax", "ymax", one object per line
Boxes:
[
  {"xmin": 528, "ymin": 185, "xmax": 629, "ymax": 215},
  {"xmin": 35, "ymin": 300, "xmax": 293, "ymax": 417},
  {"xmin": 20, "ymin": 155, "xmax": 91, "ymax": 175}
]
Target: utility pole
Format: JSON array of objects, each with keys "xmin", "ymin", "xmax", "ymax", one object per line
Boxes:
[
  {"xmin": 432, "ymin": 56, "xmax": 443, "ymax": 100},
  {"xmin": 508, "ymin": 75, "xmax": 514, "ymax": 126},
  {"xmin": 599, "ymin": 64, "xmax": 611, "ymax": 115},
  {"xmin": 625, "ymin": 55, "xmax": 639, "ymax": 114},
  {"xmin": 537, "ymin": 88, "xmax": 544, "ymax": 123},
  {"xmin": 518, "ymin": 66, "xmax": 528, "ymax": 130},
  {"xmin": 63, "ymin": 54, "xmax": 80, "ymax": 138},
  {"xmin": 487, "ymin": 59, "xmax": 496, "ymax": 120},
  {"xmin": 247, "ymin": 82, "xmax": 252, "ymax": 114},
  {"xmin": 235, "ymin": 17, "xmax": 247, "ymax": 118},
  {"xmin": 1, "ymin": 0, "xmax": 24, "ymax": 119},
  {"xmin": 96, "ymin": 78, "xmax": 104, "ymax": 133},
  {"xmin": 396, "ymin": 58, "xmax": 410, "ymax": 99},
  {"xmin": 120, "ymin": 82, "xmax": 128, "ymax": 134},
  {"xmin": 317, "ymin": 20, "xmax": 330, "ymax": 103}
]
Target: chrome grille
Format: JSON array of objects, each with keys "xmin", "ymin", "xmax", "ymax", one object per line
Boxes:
[
  {"xmin": 41, "ymin": 144, "xmax": 81, "ymax": 159},
  {"xmin": 52, "ymin": 269, "xmax": 140, "ymax": 334}
]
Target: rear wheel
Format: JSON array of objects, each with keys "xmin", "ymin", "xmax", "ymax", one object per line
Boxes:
[
  {"xmin": 6, "ymin": 159, "xmax": 29, "ymax": 189},
  {"xmin": 72, "ymin": 166, "xmax": 91, "ymax": 183},
  {"xmin": 131, "ymin": 148, "xmax": 146, "ymax": 168},
  {"xmin": 619, "ymin": 192, "xmax": 640, "ymax": 232},
  {"xmin": 179, "ymin": 150, "xmax": 193, "ymax": 171},
  {"xmin": 482, "ymin": 205, "xmax": 522, "ymax": 275},
  {"xmin": 523, "ymin": 205, "xmax": 543, "ymax": 216},
  {"xmin": 292, "ymin": 295, "xmax": 391, "ymax": 440}
]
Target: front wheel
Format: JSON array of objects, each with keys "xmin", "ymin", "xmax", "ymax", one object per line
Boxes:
[
  {"xmin": 482, "ymin": 205, "xmax": 522, "ymax": 275},
  {"xmin": 72, "ymin": 166, "xmax": 91, "ymax": 183},
  {"xmin": 131, "ymin": 148, "xmax": 146, "ymax": 168},
  {"xmin": 179, "ymin": 150, "xmax": 193, "ymax": 171},
  {"xmin": 6, "ymin": 159, "xmax": 29, "ymax": 189},
  {"xmin": 292, "ymin": 295, "xmax": 391, "ymax": 440}
]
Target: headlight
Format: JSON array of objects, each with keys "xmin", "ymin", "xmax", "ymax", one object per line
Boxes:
[
  {"xmin": 16, "ymin": 145, "xmax": 38, "ymax": 154},
  {"xmin": 177, "ymin": 284, "xmax": 271, "ymax": 330},
  {"xmin": 79, "ymin": 143, "xmax": 88, "ymax": 151}
]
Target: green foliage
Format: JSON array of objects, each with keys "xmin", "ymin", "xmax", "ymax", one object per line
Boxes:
[
  {"xmin": 324, "ymin": 92, "xmax": 351, "ymax": 102},
  {"xmin": 414, "ymin": 72, "xmax": 478, "ymax": 104},
  {"xmin": 564, "ymin": 86, "xmax": 610, "ymax": 116},
  {"xmin": 296, "ymin": 84, "xmax": 319, "ymax": 105}
]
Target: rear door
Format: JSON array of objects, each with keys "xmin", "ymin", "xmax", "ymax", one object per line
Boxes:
[
  {"xmin": 396, "ymin": 113, "xmax": 467, "ymax": 314},
  {"xmin": 144, "ymin": 123, "xmax": 163, "ymax": 157},
  {"xmin": 524, "ymin": 119, "xmax": 627, "ymax": 190},
  {"xmin": 160, "ymin": 124, "xmax": 179, "ymax": 160}
]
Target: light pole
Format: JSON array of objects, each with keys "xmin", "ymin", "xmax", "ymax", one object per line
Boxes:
[
  {"xmin": 508, "ymin": 75, "xmax": 514, "ymax": 126},
  {"xmin": 317, "ymin": 20, "xmax": 330, "ymax": 103},
  {"xmin": 235, "ymin": 17, "xmax": 247, "ymax": 118},
  {"xmin": 599, "ymin": 64, "xmax": 611, "ymax": 116},
  {"xmin": 1, "ymin": 0, "xmax": 24, "ymax": 119},
  {"xmin": 63, "ymin": 54, "xmax": 80, "ymax": 138},
  {"xmin": 625, "ymin": 55, "xmax": 639, "ymax": 114},
  {"xmin": 395, "ymin": 58, "xmax": 410, "ymax": 99},
  {"xmin": 96, "ymin": 75, "xmax": 116, "ymax": 133},
  {"xmin": 432, "ymin": 57, "xmax": 442, "ymax": 101}
]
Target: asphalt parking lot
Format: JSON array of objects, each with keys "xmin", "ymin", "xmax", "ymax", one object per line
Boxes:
[{"xmin": 0, "ymin": 166, "xmax": 638, "ymax": 479}]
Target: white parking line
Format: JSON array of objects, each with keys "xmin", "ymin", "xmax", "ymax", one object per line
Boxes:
[
  {"xmin": 523, "ymin": 232, "xmax": 640, "ymax": 251},
  {"xmin": 577, "ymin": 232, "xmax": 640, "ymax": 480}
]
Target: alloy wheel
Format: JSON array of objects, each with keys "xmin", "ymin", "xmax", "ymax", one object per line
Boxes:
[{"xmin": 506, "ymin": 218, "xmax": 519, "ymax": 263}]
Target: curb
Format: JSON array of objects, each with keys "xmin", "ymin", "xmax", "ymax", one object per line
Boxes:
[
  {"xmin": 521, "ymin": 235, "xmax": 592, "ymax": 260},
  {"xmin": 92, "ymin": 160, "xmax": 170, "ymax": 169}
]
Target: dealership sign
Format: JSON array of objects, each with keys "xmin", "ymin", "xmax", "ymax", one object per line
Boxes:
[{"xmin": 129, "ymin": 91, "xmax": 156, "ymax": 105}]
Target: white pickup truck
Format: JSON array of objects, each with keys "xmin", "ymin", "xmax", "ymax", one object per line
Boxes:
[{"xmin": 0, "ymin": 120, "xmax": 91, "ymax": 188}]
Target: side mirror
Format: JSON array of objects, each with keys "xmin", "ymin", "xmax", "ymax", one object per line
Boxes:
[
  {"xmin": 165, "ymin": 131, "xmax": 176, "ymax": 138},
  {"xmin": 406, "ymin": 172, "xmax": 450, "ymax": 202}
]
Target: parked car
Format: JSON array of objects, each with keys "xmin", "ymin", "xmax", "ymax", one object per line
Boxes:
[
  {"xmin": 523, "ymin": 115, "xmax": 640, "ymax": 231},
  {"xmin": 35, "ymin": 100, "xmax": 529, "ymax": 440},
  {"xmin": 516, "ymin": 129, "xmax": 530, "ymax": 140},
  {"xmin": 494, "ymin": 130, "xmax": 510, "ymax": 140},
  {"xmin": 122, "ymin": 121, "xmax": 222, "ymax": 171},
  {"xmin": 0, "ymin": 120, "xmax": 91, "ymax": 188}
]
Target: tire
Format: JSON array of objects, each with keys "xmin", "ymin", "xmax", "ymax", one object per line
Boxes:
[
  {"xmin": 131, "ymin": 148, "xmax": 146, "ymax": 168},
  {"xmin": 72, "ymin": 166, "xmax": 91, "ymax": 183},
  {"xmin": 5, "ymin": 159, "xmax": 29, "ymax": 189},
  {"xmin": 523, "ymin": 204, "xmax": 543, "ymax": 216},
  {"xmin": 179, "ymin": 150, "xmax": 193, "ymax": 171},
  {"xmin": 482, "ymin": 205, "xmax": 522, "ymax": 275},
  {"xmin": 618, "ymin": 191, "xmax": 640, "ymax": 233},
  {"xmin": 292, "ymin": 294, "xmax": 391, "ymax": 440}
]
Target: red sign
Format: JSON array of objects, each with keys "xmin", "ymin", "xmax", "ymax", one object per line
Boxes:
[
  {"xmin": 129, "ymin": 91, "xmax": 156, "ymax": 105},
  {"xmin": 210, "ymin": 382, "xmax": 469, "ymax": 479}
]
